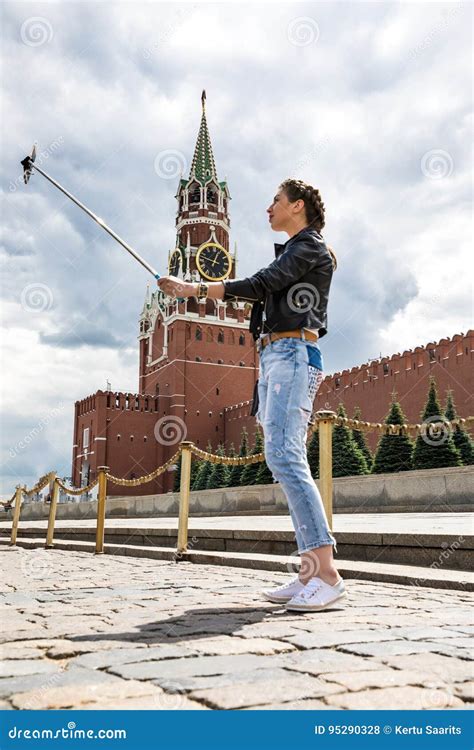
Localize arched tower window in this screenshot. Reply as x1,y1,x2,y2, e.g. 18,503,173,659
207,185,218,205
239,333,245,346
196,327,202,341
186,298,199,316
189,183,200,205
218,330,224,343
205,298,216,316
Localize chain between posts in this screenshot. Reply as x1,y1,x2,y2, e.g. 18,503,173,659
106,449,182,486
22,471,56,497
189,444,264,465
55,477,100,495
313,414,474,437
4,411,473,556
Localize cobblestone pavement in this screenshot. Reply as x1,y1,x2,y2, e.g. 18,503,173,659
0,547,472,711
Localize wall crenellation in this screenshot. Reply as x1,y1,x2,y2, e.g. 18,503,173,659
331,330,473,381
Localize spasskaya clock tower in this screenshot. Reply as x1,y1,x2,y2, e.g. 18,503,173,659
136,91,258,487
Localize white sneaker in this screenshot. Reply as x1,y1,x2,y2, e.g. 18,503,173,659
285,576,346,612
263,576,305,603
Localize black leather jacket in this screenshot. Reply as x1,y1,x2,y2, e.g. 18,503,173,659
223,226,334,341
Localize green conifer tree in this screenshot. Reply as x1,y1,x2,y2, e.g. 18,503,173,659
254,438,274,485
444,390,474,465
228,428,249,487
372,398,414,474
206,443,231,489
193,440,214,490
413,377,462,470
332,403,369,477
351,406,373,471
189,454,201,490
240,428,265,486
224,442,236,489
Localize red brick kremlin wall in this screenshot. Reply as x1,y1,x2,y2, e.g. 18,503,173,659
224,330,474,454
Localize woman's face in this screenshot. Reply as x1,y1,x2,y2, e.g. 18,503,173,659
267,188,303,232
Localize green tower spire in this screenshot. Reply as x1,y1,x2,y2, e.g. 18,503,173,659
189,90,218,186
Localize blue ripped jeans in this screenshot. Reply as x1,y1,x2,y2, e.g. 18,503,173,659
256,335,337,555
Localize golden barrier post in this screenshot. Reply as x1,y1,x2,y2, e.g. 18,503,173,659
95,466,109,555
10,485,24,546
177,442,193,555
45,476,59,548
316,410,337,530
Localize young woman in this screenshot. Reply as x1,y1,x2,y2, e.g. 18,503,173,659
157,178,345,612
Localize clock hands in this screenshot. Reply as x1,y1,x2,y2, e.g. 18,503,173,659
195,241,232,282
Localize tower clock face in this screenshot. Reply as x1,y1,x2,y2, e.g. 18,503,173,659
168,249,181,277
196,242,232,281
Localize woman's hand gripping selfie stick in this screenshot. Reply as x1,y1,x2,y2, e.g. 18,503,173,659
20,144,185,302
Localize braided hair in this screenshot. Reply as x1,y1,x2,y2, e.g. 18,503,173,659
279,178,338,270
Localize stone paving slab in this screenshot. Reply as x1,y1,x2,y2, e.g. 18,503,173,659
0,546,472,711
10,678,208,711
325,686,466,710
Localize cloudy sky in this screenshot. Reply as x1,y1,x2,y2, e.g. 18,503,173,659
1,1,472,493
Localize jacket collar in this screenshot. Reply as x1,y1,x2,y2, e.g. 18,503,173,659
273,225,316,258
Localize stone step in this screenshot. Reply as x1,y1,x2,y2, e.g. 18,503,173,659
1,521,471,571
1,537,472,592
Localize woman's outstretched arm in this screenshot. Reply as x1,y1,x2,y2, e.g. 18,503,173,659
156,277,225,300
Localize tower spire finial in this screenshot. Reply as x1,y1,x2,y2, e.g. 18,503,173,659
189,89,217,185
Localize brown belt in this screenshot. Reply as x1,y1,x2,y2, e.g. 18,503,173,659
257,329,319,351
